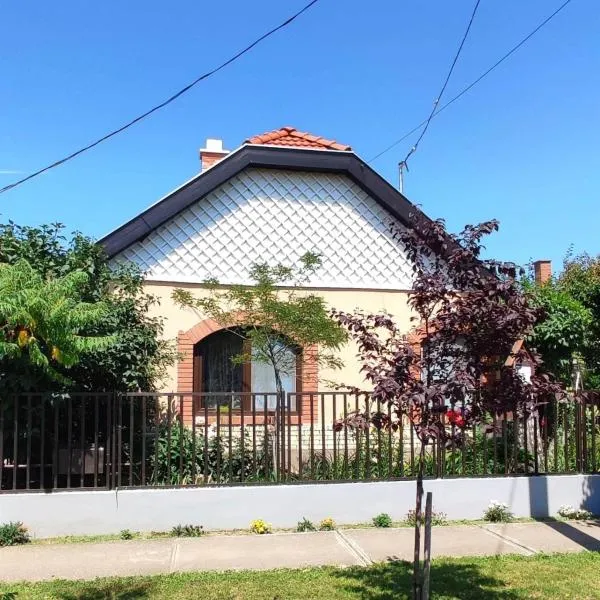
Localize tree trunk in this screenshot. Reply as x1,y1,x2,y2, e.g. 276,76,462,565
422,491,433,600
413,441,426,600
272,363,285,479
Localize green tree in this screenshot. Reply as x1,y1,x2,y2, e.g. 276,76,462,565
0,222,177,392
559,252,600,387
526,252,600,388
0,259,112,390
525,277,591,385
172,252,347,398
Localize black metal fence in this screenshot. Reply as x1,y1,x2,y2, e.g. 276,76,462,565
1,391,598,492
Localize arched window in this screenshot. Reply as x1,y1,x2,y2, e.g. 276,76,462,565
193,328,300,411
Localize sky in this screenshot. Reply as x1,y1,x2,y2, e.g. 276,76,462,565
1,0,598,273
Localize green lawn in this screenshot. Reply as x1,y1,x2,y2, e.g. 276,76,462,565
1,552,599,599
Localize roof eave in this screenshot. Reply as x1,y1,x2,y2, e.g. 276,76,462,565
100,145,425,259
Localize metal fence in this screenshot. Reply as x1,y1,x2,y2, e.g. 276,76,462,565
1,391,598,492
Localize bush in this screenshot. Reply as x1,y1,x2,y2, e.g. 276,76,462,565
250,519,272,535
296,517,316,532
171,524,205,537
302,431,414,480
443,423,538,476
0,522,30,547
319,517,335,531
120,529,134,540
372,513,393,528
405,509,447,527
558,504,593,520
150,415,275,486
483,501,513,523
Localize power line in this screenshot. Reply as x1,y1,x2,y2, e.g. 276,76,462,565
0,0,320,195
398,0,482,177
370,0,574,165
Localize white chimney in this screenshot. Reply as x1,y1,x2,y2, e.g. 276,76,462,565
199,138,229,172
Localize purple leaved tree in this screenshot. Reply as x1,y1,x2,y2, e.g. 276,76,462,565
333,215,563,600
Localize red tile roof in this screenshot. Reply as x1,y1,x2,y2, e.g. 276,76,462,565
244,126,351,151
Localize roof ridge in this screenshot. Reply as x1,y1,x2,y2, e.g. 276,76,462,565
244,126,351,151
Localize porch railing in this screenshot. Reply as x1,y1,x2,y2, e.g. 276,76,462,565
1,391,598,492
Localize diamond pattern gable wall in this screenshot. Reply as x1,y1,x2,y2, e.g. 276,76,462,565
111,168,414,289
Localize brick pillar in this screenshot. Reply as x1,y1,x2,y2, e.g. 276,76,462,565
177,331,194,395
533,260,552,285
177,318,223,424
300,345,319,423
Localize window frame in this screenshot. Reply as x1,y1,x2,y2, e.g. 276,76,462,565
192,330,303,413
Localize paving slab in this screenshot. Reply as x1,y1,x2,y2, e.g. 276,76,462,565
0,532,360,583
1,523,598,583
0,539,176,582
174,531,361,573
342,527,415,561
344,526,529,561
483,521,600,553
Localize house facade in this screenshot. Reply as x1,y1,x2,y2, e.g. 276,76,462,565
101,127,437,423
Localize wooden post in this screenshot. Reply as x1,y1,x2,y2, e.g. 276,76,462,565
412,445,426,599
422,492,433,600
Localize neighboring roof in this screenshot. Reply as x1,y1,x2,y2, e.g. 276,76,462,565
244,126,351,151
100,145,427,259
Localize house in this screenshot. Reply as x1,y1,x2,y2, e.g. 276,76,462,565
101,127,423,423
0,129,569,495
101,126,541,425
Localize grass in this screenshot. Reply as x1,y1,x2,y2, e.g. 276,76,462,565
336,516,546,531
31,516,565,546
1,552,599,599
31,528,279,546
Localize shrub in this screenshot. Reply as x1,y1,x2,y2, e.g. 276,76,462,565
558,504,593,520
319,517,335,531
120,529,134,540
250,519,272,535
372,513,393,528
302,432,416,481
0,522,30,547
443,425,536,476
150,417,275,486
296,517,316,532
405,509,447,527
171,524,205,537
483,501,513,523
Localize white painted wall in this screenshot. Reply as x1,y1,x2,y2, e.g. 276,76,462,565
1,475,598,539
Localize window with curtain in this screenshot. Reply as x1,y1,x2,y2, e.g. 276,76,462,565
193,329,299,411
251,340,297,410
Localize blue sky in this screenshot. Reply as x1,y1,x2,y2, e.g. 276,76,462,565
1,0,598,272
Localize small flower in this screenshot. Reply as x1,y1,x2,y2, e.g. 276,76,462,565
250,519,272,534
16,328,30,348
484,500,513,522
319,517,335,531
445,409,466,428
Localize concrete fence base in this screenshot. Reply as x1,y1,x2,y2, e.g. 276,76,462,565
0,474,598,539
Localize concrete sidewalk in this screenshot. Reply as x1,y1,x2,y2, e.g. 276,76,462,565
1,521,599,583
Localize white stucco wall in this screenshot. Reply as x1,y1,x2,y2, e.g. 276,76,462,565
1,475,598,538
